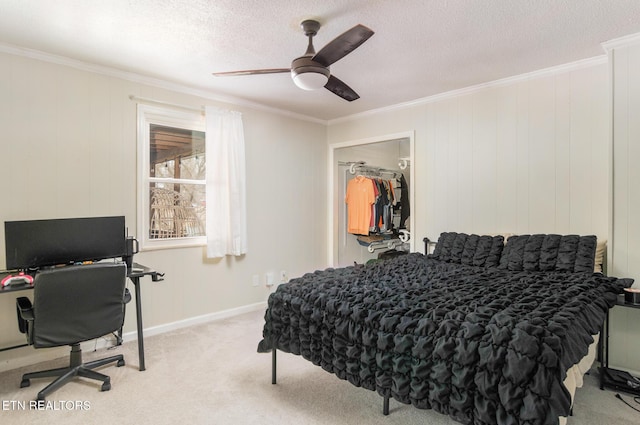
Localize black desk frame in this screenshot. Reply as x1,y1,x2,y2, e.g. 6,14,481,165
122,263,163,371
0,262,163,372
599,294,640,395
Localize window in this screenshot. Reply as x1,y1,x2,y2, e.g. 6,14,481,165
137,104,206,249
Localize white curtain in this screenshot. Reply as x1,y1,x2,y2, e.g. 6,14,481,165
205,107,247,258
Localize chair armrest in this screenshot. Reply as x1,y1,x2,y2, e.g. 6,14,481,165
16,297,34,335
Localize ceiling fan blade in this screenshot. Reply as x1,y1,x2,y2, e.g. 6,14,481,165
324,75,359,101
213,68,290,77
313,24,374,67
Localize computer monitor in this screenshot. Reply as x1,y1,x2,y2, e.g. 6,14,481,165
4,216,126,271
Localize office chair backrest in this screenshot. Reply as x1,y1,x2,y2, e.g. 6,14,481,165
32,263,127,348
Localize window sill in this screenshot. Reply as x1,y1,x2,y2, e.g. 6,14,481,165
140,237,206,251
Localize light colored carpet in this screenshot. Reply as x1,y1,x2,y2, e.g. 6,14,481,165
0,309,639,425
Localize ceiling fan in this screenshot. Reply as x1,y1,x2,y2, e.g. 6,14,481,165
212,19,374,101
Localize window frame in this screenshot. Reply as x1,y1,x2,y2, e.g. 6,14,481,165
137,104,206,250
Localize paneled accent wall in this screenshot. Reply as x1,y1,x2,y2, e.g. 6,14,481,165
607,36,640,373
423,66,608,239
328,62,610,244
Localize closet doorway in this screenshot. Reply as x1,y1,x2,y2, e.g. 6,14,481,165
328,132,415,267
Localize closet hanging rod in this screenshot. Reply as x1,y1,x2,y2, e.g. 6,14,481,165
338,161,401,177
350,166,397,177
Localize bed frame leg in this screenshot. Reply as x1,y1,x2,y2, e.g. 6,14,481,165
383,394,389,415
272,348,277,385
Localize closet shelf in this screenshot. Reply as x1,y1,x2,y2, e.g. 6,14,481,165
356,230,410,253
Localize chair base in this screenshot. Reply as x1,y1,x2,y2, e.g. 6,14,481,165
21,343,125,400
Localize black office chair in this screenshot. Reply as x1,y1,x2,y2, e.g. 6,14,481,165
15,262,128,400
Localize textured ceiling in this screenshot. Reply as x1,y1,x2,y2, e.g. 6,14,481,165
2,0,640,121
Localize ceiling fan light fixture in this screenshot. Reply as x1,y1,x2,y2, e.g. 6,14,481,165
291,56,330,90
292,70,329,90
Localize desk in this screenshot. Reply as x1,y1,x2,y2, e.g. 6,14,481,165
599,294,640,395
0,262,163,372
124,263,164,371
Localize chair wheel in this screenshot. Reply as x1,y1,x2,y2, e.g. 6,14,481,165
20,379,30,388
101,382,111,392
117,359,125,367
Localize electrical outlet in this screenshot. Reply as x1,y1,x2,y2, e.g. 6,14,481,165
265,272,275,287
252,274,260,287
280,270,288,283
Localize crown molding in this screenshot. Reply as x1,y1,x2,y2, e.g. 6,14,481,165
328,55,608,126
602,32,640,52
0,42,327,125
0,41,612,128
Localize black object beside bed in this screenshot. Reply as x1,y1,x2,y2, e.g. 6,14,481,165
258,232,633,425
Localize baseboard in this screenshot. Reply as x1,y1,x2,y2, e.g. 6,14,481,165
0,345,69,374
118,301,267,343
0,301,267,373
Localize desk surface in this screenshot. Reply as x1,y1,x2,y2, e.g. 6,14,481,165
1,262,161,294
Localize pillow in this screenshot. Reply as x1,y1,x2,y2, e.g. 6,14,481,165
449,233,468,263
472,235,493,267
431,232,468,263
485,236,505,268
499,234,597,273
460,234,479,266
499,234,530,271
555,235,581,271
573,235,598,273
522,235,544,271
431,232,457,261
431,232,503,267
539,234,562,271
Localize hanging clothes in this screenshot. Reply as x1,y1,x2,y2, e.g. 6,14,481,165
398,173,410,229
373,179,387,233
368,178,379,229
345,175,376,235
347,174,402,236
382,183,392,232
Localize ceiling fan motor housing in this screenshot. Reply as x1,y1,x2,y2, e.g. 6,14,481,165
291,56,330,90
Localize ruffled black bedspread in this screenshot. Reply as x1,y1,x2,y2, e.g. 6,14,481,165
258,253,632,425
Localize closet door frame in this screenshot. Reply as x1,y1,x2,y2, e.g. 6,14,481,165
327,131,415,266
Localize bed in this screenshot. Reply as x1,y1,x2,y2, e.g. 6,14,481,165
258,232,633,425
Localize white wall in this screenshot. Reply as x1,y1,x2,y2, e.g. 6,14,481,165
0,51,328,370
607,36,640,373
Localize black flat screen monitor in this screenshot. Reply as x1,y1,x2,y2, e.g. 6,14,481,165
4,216,126,270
